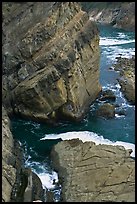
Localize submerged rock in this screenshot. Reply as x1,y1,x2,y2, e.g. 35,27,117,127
51,139,135,202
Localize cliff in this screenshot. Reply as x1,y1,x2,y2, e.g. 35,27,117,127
2,106,44,202
51,139,135,202
2,106,17,202
81,2,135,31
2,2,101,123
2,2,102,201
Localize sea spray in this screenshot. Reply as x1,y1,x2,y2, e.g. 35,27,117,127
40,131,135,158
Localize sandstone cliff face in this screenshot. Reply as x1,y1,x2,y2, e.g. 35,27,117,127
85,2,135,31
2,106,17,202
2,106,44,202
2,2,101,123
51,139,135,202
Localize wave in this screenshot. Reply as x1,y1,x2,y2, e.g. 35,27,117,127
101,46,135,63
40,131,135,158
117,32,127,39
102,84,134,109
38,171,59,190
100,37,135,46
115,114,125,118
24,159,59,190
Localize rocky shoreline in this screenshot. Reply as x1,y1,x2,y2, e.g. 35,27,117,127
2,2,102,200
51,139,135,202
113,56,135,105
2,2,135,202
81,2,135,31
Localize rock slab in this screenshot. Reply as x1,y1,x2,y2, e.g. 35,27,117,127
51,139,135,202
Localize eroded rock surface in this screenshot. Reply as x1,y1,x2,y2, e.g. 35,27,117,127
2,106,44,202
2,2,101,122
2,106,17,202
96,103,115,119
113,56,135,104
51,139,135,202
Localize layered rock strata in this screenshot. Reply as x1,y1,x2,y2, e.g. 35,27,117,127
2,106,44,202
2,2,101,123
51,139,135,202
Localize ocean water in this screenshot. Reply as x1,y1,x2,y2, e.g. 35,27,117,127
11,24,135,202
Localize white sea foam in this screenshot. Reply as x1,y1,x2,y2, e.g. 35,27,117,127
117,32,127,39
102,47,135,63
38,171,59,190
115,113,125,118
40,131,135,157
100,36,135,63
100,37,135,46
24,159,59,190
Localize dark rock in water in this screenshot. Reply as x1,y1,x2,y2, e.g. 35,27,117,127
99,89,116,102
96,103,115,118
51,139,135,202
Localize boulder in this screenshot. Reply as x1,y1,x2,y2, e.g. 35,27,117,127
96,103,115,118
99,89,116,102
51,139,135,202
118,77,135,105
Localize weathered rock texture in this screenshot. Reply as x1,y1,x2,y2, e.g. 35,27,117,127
51,139,135,202
96,103,115,119
2,106,17,202
2,106,44,202
113,56,135,104
2,2,101,123
81,2,135,31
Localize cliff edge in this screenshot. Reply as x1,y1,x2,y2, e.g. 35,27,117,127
2,2,101,123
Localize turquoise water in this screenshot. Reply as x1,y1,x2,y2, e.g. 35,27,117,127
11,24,135,201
